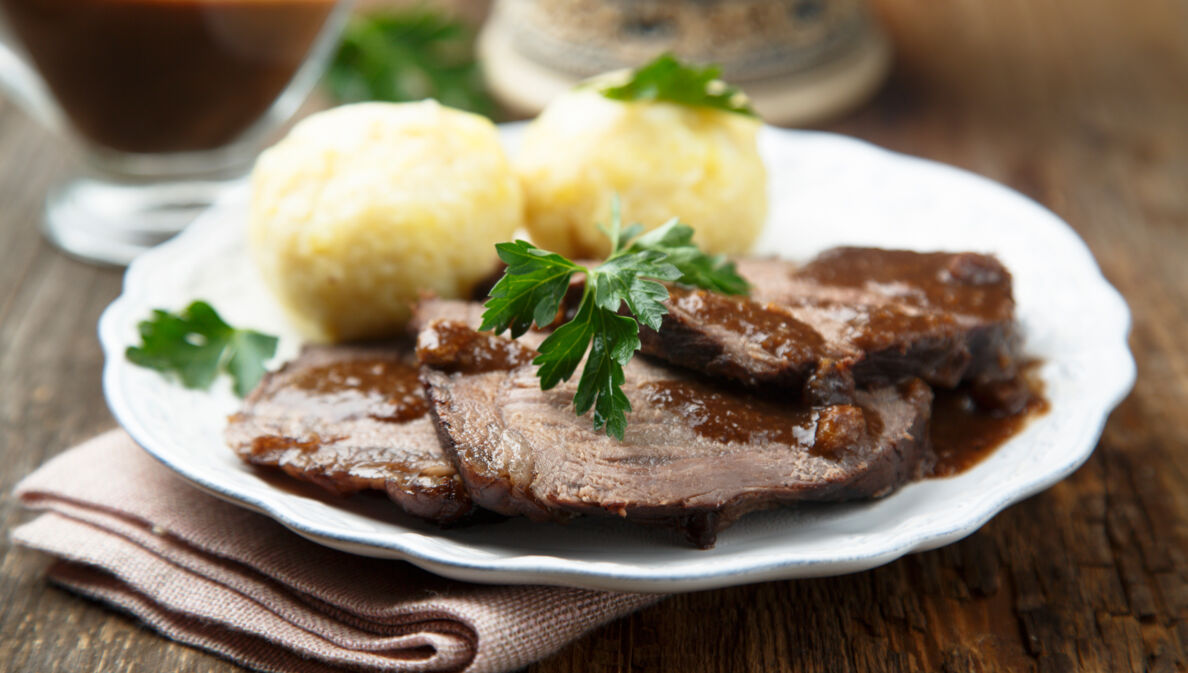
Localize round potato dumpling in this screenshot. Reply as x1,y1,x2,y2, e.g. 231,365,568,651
249,101,522,342
515,87,767,259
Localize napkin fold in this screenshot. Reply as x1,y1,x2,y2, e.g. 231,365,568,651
11,431,662,673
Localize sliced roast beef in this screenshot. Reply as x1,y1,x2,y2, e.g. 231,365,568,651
641,248,1020,406
418,320,934,548
745,249,1020,385
226,343,472,523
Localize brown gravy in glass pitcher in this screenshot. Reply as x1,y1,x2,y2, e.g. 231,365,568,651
0,0,337,153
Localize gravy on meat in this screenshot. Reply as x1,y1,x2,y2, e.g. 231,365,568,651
230,247,1050,547
930,363,1048,477
284,358,429,423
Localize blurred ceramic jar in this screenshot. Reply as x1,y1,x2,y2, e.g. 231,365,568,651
480,0,890,125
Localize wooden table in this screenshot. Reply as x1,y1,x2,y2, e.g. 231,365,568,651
3,0,1186,670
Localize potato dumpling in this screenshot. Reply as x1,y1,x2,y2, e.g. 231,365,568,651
249,101,521,342
515,87,767,259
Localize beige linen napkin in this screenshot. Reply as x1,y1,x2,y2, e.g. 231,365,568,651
11,430,663,673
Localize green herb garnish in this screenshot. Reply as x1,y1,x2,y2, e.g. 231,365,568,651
126,301,278,397
599,53,757,117
480,201,749,439
325,8,495,117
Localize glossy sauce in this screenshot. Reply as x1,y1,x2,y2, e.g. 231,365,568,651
792,296,959,353
794,248,1014,322
929,373,1049,476
276,357,428,423
0,0,337,153
667,286,827,358
643,379,816,446
644,369,1044,475
247,432,330,455
416,320,536,374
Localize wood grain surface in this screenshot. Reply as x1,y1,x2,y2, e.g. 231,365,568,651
2,0,1186,671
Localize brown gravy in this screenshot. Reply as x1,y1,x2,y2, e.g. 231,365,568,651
794,247,1015,323
645,369,1045,476
643,379,816,446
666,286,826,359
929,371,1049,477
0,0,337,153
274,357,429,424
247,432,330,455
416,320,537,374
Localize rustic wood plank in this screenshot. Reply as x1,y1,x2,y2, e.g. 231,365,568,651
0,97,247,673
2,0,1187,671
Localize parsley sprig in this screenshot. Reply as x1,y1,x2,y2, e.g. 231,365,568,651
325,8,495,118
599,53,757,117
480,202,749,439
126,301,278,397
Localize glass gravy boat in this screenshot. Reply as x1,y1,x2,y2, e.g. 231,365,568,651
0,0,353,265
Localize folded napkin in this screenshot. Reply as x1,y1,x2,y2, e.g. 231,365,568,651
12,431,663,673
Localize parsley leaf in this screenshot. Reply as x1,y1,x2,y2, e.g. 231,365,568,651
325,8,495,117
534,294,599,390
599,53,757,117
480,241,585,338
482,200,750,439
572,309,638,439
593,252,679,331
626,218,751,295
126,301,278,397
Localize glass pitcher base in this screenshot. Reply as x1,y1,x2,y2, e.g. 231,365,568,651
41,175,240,266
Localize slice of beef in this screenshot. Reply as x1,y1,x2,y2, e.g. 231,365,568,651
226,343,472,523
641,248,1020,406
748,248,1021,384
418,320,934,548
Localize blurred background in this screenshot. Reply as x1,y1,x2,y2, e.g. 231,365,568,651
3,0,1183,264
325,0,892,125
321,0,1186,134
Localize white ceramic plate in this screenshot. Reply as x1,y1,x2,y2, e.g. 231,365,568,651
100,125,1135,593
